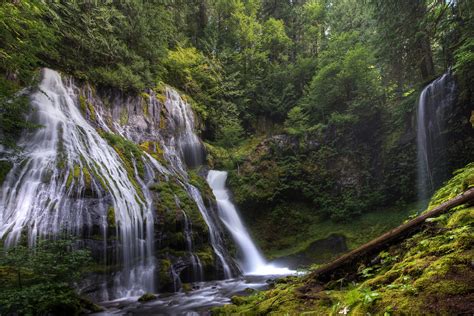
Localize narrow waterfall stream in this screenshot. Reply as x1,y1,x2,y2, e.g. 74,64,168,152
416,72,457,203
207,170,293,275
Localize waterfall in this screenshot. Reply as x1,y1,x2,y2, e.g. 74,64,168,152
0,68,240,298
186,184,233,278
165,88,205,168
182,209,204,281
0,69,155,297
207,170,293,275
160,88,234,279
417,72,457,202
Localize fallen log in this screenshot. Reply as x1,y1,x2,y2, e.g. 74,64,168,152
309,187,474,282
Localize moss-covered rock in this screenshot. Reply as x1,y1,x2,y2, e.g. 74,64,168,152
107,206,115,228
100,132,146,200
138,293,157,302
157,259,174,291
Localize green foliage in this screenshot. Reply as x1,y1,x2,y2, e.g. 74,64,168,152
0,239,91,315
215,118,244,148
0,79,40,148
164,46,219,106
454,37,474,101
46,1,173,91
0,0,56,82
284,106,309,136
0,160,12,184
300,44,382,126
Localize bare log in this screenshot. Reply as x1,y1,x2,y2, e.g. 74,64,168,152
309,188,474,282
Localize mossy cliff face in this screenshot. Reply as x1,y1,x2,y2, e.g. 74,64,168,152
214,163,474,315
0,75,234,294
222,131,413,262
78,83,235,290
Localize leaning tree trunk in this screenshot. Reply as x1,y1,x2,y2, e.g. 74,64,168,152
308,188,474,283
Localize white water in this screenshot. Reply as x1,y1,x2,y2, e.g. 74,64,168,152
0,68,290,305
164,88,204,168
159,88,234,279
187,184,233,278
0,69,155,297
416,72,456,202
207,170,293,275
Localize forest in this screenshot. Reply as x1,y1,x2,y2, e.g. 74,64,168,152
0,0,473,315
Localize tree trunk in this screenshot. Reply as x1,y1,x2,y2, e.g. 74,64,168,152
419,34,436,80
309,188,474,282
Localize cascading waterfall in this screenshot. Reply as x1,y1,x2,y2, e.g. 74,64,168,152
207,170,293,275
0,69,155,297
417,72,457,202
1,68,268,303
163,87,234,279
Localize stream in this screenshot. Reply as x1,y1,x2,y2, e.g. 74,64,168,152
94,274,289,315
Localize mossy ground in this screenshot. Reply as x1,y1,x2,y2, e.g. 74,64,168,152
213,163,474,315
255,202,418,261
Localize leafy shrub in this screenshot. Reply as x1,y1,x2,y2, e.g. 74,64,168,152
0,239,92,315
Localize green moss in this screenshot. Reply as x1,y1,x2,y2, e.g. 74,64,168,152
100,132,146,200
139,141,167,166
120,107,129,126
428,162,474,209
66,164,81,189
82,167,92,190
158,259,172,288
87,101,96,121
151,180,208,235
196,246,214,267
203,142,233,170
447,207,474,227
56,125,66,170
79,95,87,114
65,171,74,190
73,164,80,178
159,108,167,129
107,206,116,228
188,170,213,201
89,162,109,191
138,293,157,302
141,97,149,118
0,160,13,184
181,283,192,293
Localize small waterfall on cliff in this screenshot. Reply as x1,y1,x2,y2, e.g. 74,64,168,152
417,72,457,202
0,69,155,297
165,88,205,168
207,170,293,275
187,184,233,278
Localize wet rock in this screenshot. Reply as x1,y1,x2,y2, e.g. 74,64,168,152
138,293,157,302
